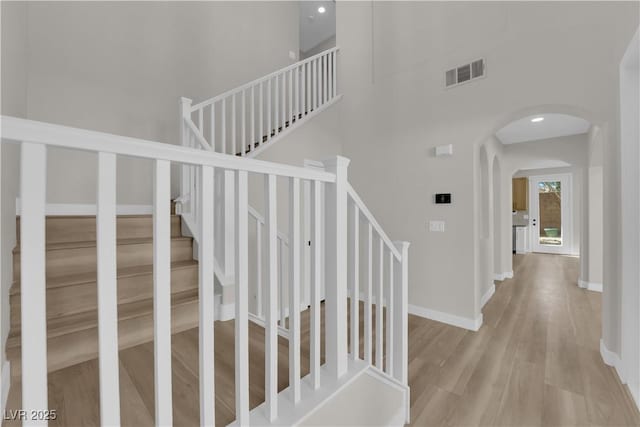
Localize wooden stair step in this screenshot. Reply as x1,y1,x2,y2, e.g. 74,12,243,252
7,290,201,375
9,260,198,327
7,289,199,348
12,236,193,281
16,214,182,245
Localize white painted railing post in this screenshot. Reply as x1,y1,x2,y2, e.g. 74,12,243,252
97,152,121,425
392,241,410,388
321,156,350,379
153,159,173,426
310,180,322,389
180,98,193,209
20,142,48,427
199,166,216,427
289,177,302,403
264,174,279,421
348,202,360,360
235,170,250,424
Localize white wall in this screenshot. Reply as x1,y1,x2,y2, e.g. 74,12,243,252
15,1,299,204
618,28,640,407
336,1,638,325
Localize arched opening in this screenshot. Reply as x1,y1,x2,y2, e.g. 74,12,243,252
492,156,502,275
479,146,490,239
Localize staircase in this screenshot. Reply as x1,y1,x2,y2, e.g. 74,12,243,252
7,213,201,375
181,47,340,158
2,47,410,426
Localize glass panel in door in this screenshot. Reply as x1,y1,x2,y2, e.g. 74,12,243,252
537,181,562,246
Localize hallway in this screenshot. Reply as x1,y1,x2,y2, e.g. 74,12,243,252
408,253,640,426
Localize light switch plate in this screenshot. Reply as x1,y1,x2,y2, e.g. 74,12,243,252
429,220,445,232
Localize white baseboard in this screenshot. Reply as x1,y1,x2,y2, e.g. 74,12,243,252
408,304,483,331
494,271,513,281
1,361,10,416
16,198,152,215
578,279,603,293
601,339,640,412
481,284,496,308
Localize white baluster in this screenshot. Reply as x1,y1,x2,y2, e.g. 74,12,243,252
275,76,279,136
323,55,328,105
199,165,216,427
180,98,193,209
302,63,307,116
210,103,216,152
259,82,264,148
322,156,350,379
289,177,301,403
20,142,48,427
198,108,204,135
348,202,360,360
267,79,272,142
241,90,246,156
295,66,300,121
310,180,322,389
153,159,173,425
281,73,286,131
232,94,237,155
386,250,394,377
376,236,384,370
365,223,373,364
265,174,279,421
393,242,410,387
288,70,293,126
235,169,250,423
314,59,318,110
251,86,256,153
332,50,337,98
97,152,121,426
222,98,227,154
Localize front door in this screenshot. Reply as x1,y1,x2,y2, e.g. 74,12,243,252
530,174,572,254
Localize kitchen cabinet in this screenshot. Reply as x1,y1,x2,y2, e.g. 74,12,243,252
512,177,528,211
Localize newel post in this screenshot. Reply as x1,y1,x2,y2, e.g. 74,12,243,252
179,97,192,210
322,156,350,379
392,241,410,387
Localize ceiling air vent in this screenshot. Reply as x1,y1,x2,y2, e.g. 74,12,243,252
445,58,485,88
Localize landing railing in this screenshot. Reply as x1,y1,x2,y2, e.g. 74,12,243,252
181,47,339,157
2,114,408,426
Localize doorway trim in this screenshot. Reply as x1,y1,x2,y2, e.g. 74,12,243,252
528,173,573,255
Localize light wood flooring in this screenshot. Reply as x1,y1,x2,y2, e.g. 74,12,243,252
4,253,640,426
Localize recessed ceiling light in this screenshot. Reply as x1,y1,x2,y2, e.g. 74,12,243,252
531,117,544,123
318,6,326,13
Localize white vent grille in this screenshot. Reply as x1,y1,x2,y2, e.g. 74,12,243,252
445,58,485,88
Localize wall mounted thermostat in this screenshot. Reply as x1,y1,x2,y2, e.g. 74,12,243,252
435,193,452,204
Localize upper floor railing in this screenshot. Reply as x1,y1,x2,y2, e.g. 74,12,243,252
181,47,339,157
1,114,408,425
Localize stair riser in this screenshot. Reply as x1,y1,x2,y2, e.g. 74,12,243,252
10,266,198,330
13,239,193,281
16,216,182,245
8,299,199,375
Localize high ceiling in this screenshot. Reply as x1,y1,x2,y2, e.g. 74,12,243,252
299,1,336,54
496,113,591,145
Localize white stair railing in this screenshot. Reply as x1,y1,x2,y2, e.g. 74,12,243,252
3,113,409,425
181,47,339,158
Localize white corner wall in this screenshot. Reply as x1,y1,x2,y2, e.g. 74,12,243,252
618,27,640,407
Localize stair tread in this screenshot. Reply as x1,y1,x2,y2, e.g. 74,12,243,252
9,260,198,295
13,236,192,253
7,288,199,346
